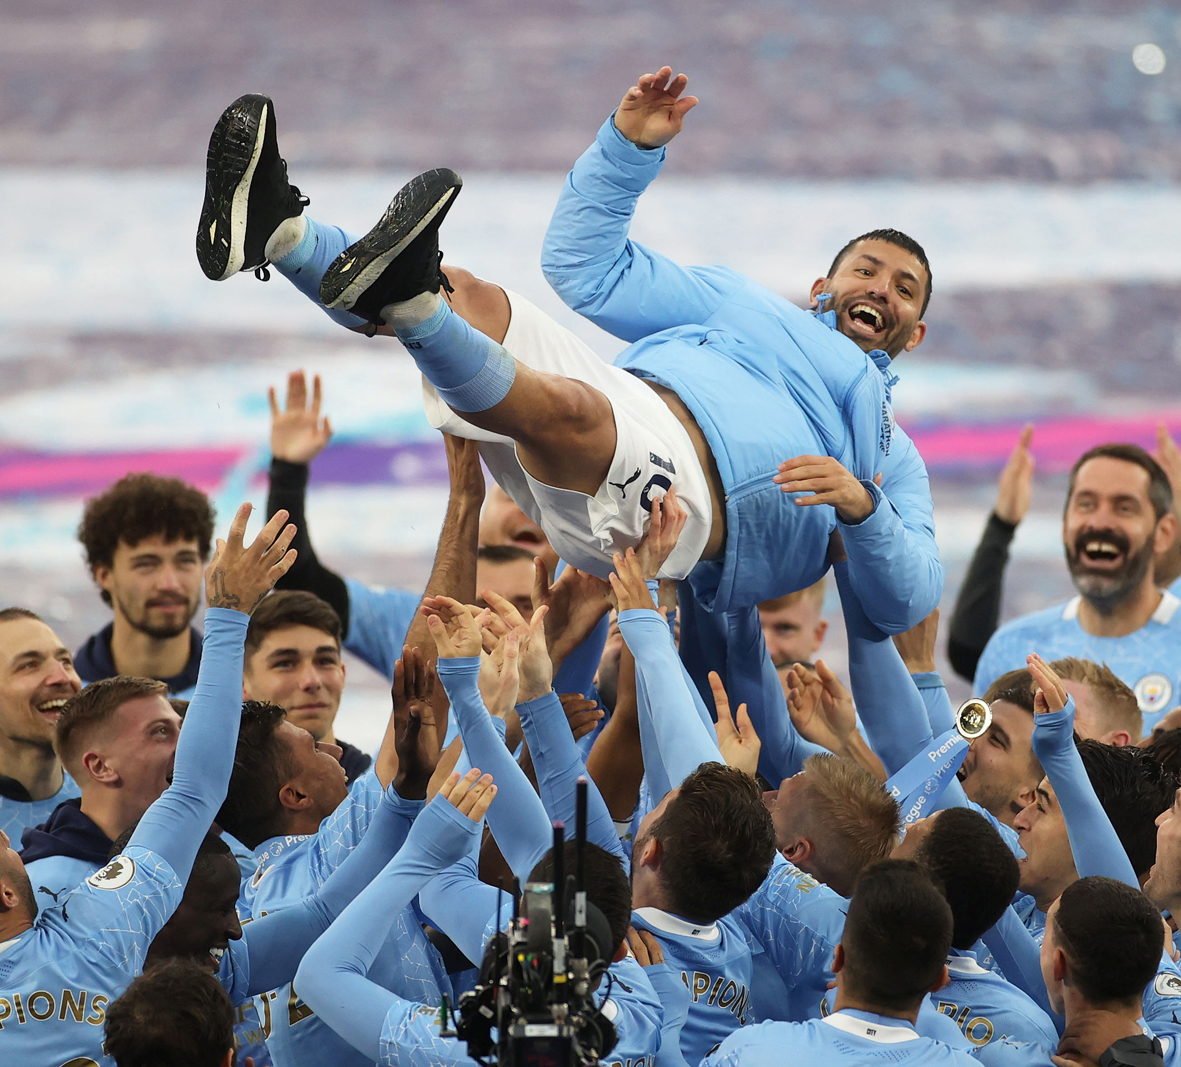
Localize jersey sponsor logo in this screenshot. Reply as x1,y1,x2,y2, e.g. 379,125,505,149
0,989,108,1029
86,855,135,891
609,467,643,499
1135,674,1173,714
648,453,676,475
1154,973,1181,997
879,402,894,457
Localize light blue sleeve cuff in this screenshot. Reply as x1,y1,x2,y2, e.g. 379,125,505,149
837,478,884,529
599,114,668,172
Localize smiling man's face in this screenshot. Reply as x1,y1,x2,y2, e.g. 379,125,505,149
243,625,345,744
811,238,929,359
0,616,82,753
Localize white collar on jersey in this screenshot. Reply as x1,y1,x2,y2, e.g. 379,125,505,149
821,1010,920,1044
0,934,23,956
632,907,720,941
946,953,991,976
1062,590,1181,625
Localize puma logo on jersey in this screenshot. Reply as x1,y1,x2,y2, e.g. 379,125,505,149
610,468,642,498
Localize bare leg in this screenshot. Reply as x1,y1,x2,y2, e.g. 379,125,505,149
357,266,617,497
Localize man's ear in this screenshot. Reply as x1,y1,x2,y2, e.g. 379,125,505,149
809,278,831,309
1104,730,1133,748
782,838,813,865
902,320,927,353
0,876,25,913
277,781,312,813
927,963,950,994
612,940,628,963
82,750,119,787
811,619,828,653
1154,513,1179,558
831,943,845,974
637,834,662,871
92,565,113,596
1052,946,1069,984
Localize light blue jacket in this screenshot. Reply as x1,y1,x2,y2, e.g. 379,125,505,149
542,116,941,630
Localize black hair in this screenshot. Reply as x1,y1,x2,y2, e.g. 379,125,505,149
530,841,631,956
827,228,933,315
1054,876,1164,1004
915,807,1019,949
105,957,235,1067
215,701,293,850
245,590,343,659
649,762,775,924
1078,739,1177,877
1145,729,1181,780
842,860,953,1013
1067,443,1173,522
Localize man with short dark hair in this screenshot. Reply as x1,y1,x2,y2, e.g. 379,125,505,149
976,443,1181,733
75,472,217,697
703,861,977,1067
20,675,181,910
0,608,82,842
198,70,943,632
105,958,238,1067
1041,877,1172,1067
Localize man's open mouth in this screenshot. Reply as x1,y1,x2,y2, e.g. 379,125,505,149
208,946,226,969
846,302,887,337
1077,537,1127,569
37,699,69,719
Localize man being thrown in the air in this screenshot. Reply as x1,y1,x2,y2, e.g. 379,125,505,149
196,67,941,630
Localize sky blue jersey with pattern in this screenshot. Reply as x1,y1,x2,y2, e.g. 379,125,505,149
975,592,1181,733
0,608,247,1067
0,772,80,847
242,769,450,1067
702,1009,980,1067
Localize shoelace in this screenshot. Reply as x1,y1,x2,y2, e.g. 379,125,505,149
364,251,456,336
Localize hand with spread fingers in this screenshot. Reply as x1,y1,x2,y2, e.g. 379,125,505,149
608,548,658,613
614,66,699,150
391,646,443,800
436,767,498,823
478,630,523,719
786,660,857,754
995,424,1035,526
205,502,298,614
635,487,688,579
774,455,875,524
1028,653,1068,715
532,560,613,674
423,596,486,659
482,589,552,703
269,370,333,465
711,671,761,777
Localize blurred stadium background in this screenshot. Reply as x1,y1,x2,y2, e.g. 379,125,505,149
3,1,1181,746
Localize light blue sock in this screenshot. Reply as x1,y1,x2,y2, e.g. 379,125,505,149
273,217,366,329
394,299,516,413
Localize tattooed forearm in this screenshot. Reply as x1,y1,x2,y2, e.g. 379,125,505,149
206,569,242,611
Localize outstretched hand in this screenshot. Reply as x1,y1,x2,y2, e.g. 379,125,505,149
423,596,485,659
786,660,856,753
269,370,333,464
391,647,443,800
482,589,552,703
710,671,760,776
608,548,658,613
205,503,297,614
532,561,612,674
436,767,497,823
615,66,699,149
478,630,522,719
995,424,1035,526
1028,653,1068,715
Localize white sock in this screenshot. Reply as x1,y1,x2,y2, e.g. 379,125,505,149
381,290,442,330
264,215,308,262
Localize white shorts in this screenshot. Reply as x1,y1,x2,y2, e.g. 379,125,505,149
422,290,712,579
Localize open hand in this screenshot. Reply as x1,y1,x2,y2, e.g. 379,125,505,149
635,487,688,578
786,660,856,752
423,596,485,658
478,630,522,718
711,672,760,776
532,561,612,674
483,589,552,703
995,424,1035,526
626,925,666,967
608,549,658,613
615,66,699,149
774,456,874,524
205,503,297,614
269,370,333,464
437,767,497,822
392,647,443,799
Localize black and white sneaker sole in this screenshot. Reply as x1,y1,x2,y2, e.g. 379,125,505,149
196,94,272,281
320,169,462,312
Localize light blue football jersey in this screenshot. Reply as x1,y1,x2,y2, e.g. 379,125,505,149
0,771,80,846
975,592,1181,733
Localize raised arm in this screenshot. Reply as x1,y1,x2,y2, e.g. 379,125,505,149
1028,654,1138,887
541,67,747,342
947,425,1033,681
295,770,495,1065
129,504,296,878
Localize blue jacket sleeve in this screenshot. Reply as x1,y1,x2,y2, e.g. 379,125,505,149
128,608,246,880
834,562,934,775
437,657,554,880
617,608,722,794
516,690,626,861
240,786,423,995
841,428,943,635
295,798,484,1064
541,116,745,343
1031,699,1138,887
